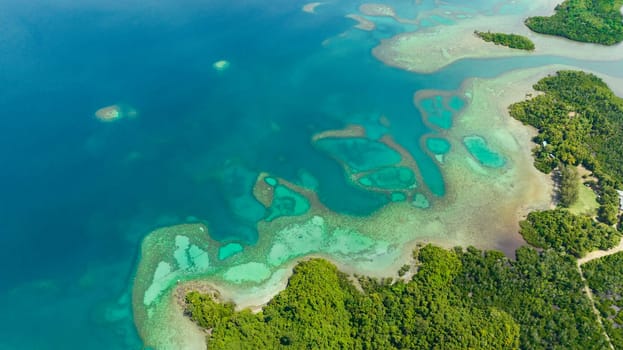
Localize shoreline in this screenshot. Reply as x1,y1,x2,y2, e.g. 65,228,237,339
132,65,580,349
141,65,623,349
372,6,623,74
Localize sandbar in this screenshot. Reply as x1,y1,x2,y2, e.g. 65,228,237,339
359,3,396,18
302,2,324,14
95,105,122,122
345,14,376,31
212,60,230,71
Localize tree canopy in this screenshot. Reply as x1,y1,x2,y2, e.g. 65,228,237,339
509,70,623,225
474,31,535,50
525,0,623,45
519,209,620,257
583,252,623,348
186,245,609,349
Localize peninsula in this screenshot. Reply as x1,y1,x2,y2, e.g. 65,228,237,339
525,0,623,45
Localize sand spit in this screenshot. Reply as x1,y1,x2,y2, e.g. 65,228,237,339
373,3,623,74
345,14,376,31
359,3,397,18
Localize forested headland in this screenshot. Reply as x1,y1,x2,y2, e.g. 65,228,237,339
525,0,623,45
186,246,607,349
509,70,623,227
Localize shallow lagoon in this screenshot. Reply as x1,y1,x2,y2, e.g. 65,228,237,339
1,0,622,349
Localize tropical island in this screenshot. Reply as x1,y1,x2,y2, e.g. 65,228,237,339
183,71,623,349
525,0,623,45
474,31,535,51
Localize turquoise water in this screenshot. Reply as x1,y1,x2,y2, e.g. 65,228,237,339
463,136,507,168
315,138,403,172
426,138,452,155
1,0,623,349
218,243,244,261
265,184,311,222
357,167,417,190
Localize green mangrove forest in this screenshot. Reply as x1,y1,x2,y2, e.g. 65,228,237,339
509,70,623,226
583,251,623,348
474,31,535,50
186,246,609,349
525,0,623,45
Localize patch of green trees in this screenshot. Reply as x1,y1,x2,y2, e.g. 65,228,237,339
509,70,623,225
583,252,623,348
558,164,579,207
525,0,623,45
519,209,620,257
186,245,609,349
474,31,535,50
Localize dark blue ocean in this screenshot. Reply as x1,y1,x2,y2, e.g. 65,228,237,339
1,0,622,348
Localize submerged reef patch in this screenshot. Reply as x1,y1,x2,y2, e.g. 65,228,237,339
426,137,452,155
414,91,467,131
463,135,506,168
312,124,432,203
94,104,137,122
212,60,230,71
357,167,416,190
314,137,402,172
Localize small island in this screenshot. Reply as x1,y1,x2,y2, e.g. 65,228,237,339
474,30,535,51
525,0,623,45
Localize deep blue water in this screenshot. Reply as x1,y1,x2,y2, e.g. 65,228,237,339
1,0,622,349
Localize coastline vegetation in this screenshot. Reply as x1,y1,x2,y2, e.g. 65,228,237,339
186,246,608,349
474,31,535,50
509,71,623,226
557,164,579,207
583,252,623,348
520,209,619,257
524,0,623,45
182,70,623,349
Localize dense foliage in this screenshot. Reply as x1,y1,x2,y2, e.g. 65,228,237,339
186,245,608,349
583,252,623,348
558,164,579,207
474,31,535,50
520,209,620,257
509,70,623,225
524,0,623,45
185,259,357,349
